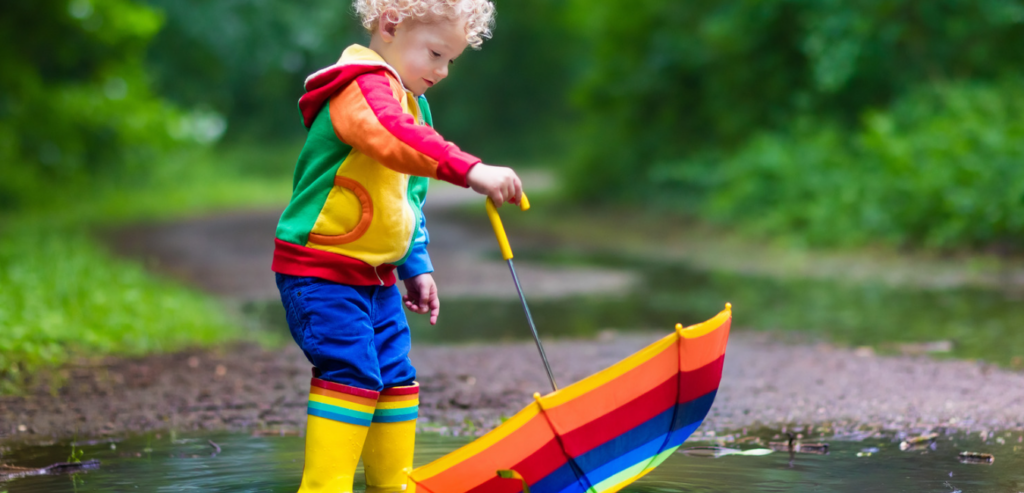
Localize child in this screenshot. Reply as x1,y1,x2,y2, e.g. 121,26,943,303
272,0,519,491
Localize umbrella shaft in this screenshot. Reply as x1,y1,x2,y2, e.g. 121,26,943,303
507,259,558,392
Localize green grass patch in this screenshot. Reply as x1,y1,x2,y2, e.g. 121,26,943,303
0,221,240,390
0,140,300,391
50,140,299,224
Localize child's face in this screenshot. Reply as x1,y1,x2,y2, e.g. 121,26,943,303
379,17,469,97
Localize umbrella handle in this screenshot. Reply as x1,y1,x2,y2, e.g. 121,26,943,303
484,193,558,392
485,194,530,260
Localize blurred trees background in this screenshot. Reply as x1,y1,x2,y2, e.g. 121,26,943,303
0,0,173,208
567,0,1024,248
4,0,1024,248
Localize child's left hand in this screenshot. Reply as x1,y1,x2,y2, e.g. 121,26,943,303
403,273,440,325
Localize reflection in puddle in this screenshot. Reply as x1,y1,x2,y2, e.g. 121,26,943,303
2,430,1022,492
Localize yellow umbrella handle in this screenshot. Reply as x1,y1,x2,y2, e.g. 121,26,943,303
485,193,530,260
485,192,558,392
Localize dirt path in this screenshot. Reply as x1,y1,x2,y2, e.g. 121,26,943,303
4,333,1023,442
4,175,1024,443
107,176,636,302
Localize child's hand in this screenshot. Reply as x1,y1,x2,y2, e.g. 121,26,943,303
403,273,440,325
466,164,523,207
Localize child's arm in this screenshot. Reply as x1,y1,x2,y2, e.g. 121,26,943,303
330,70,479,186
330,70,524,205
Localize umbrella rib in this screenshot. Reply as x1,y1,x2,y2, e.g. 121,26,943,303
533,393,597,493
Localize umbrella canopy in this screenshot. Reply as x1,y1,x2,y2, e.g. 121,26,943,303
408,304,732,493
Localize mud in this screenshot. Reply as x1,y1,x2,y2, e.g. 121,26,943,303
4,332,1024,444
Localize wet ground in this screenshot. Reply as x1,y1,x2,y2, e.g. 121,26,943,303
4,178,1024,489
3,429,1022,492
4,331,1024,444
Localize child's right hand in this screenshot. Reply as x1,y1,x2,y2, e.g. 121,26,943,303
466,164,523,207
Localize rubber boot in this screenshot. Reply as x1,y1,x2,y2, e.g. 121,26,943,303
362,382,420,492
297,377,380,493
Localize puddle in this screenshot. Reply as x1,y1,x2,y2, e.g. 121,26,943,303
395,251,1024,367
0,432,466,492
3,431,1022,492
650,438,1024,492
247,249,1024,366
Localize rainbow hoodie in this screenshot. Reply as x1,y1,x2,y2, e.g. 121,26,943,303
272,45,480,286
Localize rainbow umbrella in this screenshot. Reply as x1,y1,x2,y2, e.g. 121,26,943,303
407,197,732,493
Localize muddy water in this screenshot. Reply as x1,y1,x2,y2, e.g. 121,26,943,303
3,431,1022,492
244,244,1024,366
392,251,1024,367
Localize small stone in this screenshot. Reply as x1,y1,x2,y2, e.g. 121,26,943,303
215,365,227,377
188,356,200,368
17,424,27,432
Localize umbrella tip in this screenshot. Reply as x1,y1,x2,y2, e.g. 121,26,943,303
725,302,732,311
675,323,683,333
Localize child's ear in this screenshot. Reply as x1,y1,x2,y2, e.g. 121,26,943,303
379,12,399,42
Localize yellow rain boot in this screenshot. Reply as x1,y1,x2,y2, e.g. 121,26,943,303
362,382,420,492
297,377,380,493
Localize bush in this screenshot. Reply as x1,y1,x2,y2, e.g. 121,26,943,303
0,0,193,210
141,0,580,162
672,80,1024,248
564,0,1024,201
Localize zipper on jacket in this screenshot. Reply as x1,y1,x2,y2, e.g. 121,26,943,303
374,265,384,286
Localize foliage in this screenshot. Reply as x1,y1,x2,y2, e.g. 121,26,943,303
142,0,362,140
140,0,579,161
0,0,196,210
76,141,297,223
0,142,297,390
0,220,241,390
68,443,85,463
656,80,1024,249
423,0,580,161
564,0,1024,202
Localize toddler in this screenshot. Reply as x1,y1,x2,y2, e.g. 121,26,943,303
272,0,520,491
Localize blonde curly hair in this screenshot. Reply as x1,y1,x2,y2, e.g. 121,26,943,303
355,0,496,49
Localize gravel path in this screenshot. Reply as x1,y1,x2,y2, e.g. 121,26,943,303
4,175,1023,443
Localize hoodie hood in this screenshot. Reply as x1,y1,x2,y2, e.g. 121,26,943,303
298,45,405,129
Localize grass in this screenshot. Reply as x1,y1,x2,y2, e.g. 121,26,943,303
51,140,299,224
0,140,300,391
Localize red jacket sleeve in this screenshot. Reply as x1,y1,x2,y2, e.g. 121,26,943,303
328,70,480,187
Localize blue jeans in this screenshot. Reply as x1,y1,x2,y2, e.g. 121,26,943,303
276,273,416,391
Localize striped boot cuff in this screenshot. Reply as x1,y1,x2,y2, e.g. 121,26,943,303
307,378,380,427
373,382,419,423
